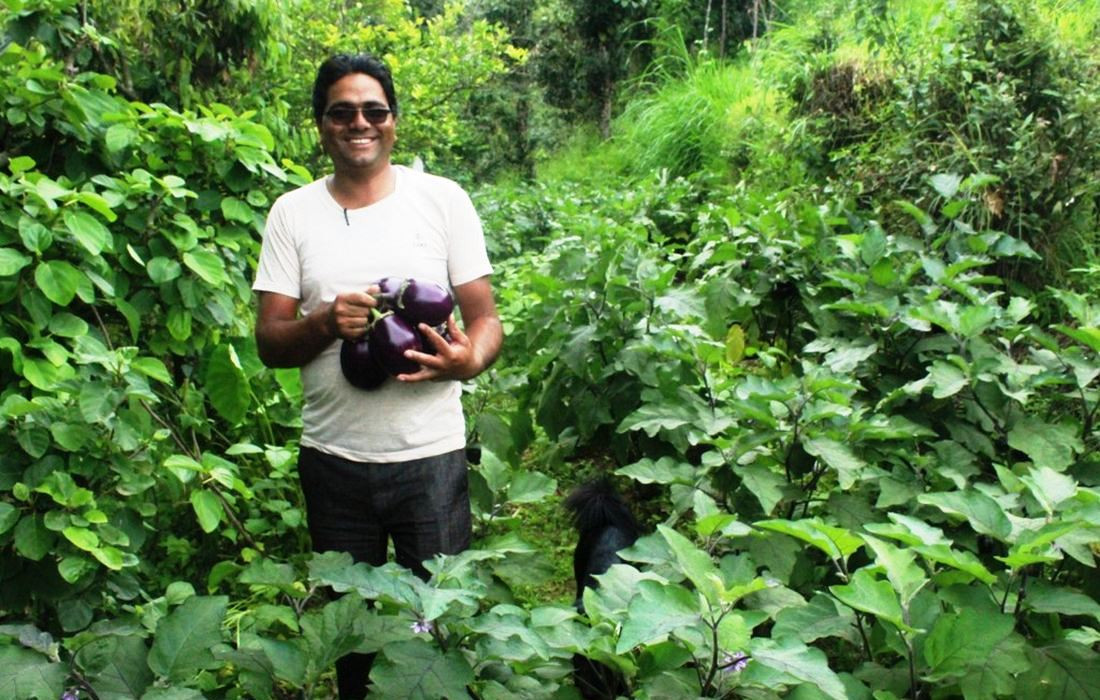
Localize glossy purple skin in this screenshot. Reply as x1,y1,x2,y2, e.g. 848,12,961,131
417,323,451,357
397,279,454,327
370,313,423,375
340,338,388,390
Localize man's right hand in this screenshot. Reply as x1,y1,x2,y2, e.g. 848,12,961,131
326,285,380,340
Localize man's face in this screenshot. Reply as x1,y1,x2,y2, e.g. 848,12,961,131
318,72,396,176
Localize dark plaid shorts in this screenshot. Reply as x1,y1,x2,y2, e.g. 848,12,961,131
297,445,472,579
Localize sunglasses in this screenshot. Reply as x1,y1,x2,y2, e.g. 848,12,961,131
324,104,394,126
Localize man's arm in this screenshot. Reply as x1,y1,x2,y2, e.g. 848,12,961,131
398,275,503,382
255,289,378,368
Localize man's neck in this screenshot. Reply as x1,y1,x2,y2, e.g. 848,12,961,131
327,163,396,209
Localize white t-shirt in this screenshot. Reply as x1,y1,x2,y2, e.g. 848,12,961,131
253,165,493,462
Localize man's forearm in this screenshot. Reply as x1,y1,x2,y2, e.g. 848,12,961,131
459,314,503,380
256,304,336,368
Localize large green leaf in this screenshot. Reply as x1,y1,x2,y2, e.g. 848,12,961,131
34,259,82,305
301,594,367,681
802,437,866,489
1007,418,1082,472
755,518,863,562
922,608,1015,680
1016,641,1100,700
918,490,1013,541
77,634,154,700
0,646,67,700
370,639,474,699
190,489,223,533
147,595,228,681
657,524,725,605
204,343,249,425
182,249,230,286
617,579,702,653
861,535,927,607
0,247,33,275
748,638,849,700
829,568,907,631
63,208,113,256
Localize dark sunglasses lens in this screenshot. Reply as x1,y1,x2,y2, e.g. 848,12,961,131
364,109,391,124
326,107,390,125
326,107,358,125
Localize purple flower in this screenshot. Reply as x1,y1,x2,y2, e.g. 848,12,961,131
61,691,80,700
410,619,434,635
719,652,750,674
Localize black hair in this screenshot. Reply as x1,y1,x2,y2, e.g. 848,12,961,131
311,53,398,124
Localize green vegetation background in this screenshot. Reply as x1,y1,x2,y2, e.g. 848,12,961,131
1,0,1099,698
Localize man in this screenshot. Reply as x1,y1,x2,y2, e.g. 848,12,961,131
252,53,502,698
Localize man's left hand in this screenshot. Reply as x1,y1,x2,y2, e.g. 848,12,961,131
397,316,478,382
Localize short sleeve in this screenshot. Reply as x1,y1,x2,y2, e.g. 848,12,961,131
253,195,302,299
445,187,493,287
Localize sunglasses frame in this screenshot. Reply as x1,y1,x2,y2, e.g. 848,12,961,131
324,103,394,126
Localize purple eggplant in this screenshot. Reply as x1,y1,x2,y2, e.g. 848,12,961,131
372,277,403,312
340,337,388,390
396,279,454,327
369,312,423,375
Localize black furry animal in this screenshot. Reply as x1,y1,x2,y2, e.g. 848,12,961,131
564,480,640,699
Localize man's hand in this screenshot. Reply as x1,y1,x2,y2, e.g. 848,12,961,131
394,276,502,383
397,316,476,382
326,286,380,340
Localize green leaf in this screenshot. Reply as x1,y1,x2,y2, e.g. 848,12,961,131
928,361,968,398
959,633,1029,700
34,260,83,305
748,638,848,700
1007,418,1082,472
802,438,866,489
1024,580,1100,624
772,594,858,645
755,518,863,562
14,514,54,560
133,356,172,384
725,324,746,364
0,247,33,276
657,524,724,606
9,155,36,174
616,456,696,485
220,196,255,223
617,579,702,653
62,525,100,552
918,490,1013,541
204,343,249,424
182,249,229,286
147,595,228,681
63,208,112,256
861,535,927,607
507,469,557,504
371,639,474,699
922,608,1015,680
190,490,223,533
931,173,963,198
147,257,182,283
76,634,153,699
1056,325,1100,354
105,123,138,153
301,594,367,680
0,646,68,700
829,568,907,630
1016,641,1100,700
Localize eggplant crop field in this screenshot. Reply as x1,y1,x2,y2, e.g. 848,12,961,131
2,0,1099,698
